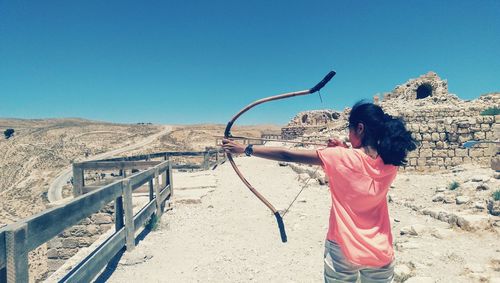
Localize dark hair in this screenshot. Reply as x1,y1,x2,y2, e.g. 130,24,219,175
348,100,417,166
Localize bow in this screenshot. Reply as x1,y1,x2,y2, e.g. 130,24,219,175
224,71,336,243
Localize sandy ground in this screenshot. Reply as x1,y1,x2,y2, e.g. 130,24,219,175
105,156,500,283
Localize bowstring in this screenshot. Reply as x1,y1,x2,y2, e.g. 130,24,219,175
281,165,321,218
282,88,324,217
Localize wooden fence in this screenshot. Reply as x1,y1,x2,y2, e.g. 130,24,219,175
261,133,282,141
214,137,266,146
0,149,226,282
97,149,224,167
73,150,225,196
0,160,172,282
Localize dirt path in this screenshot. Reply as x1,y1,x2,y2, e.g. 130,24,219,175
47,125,171,203
105,157,500,283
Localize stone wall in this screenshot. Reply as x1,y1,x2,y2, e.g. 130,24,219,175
383,71,450,101
281,110,344,140
379,72,499,171
282,125,327,140
401,113,497,171
46,206,114,274
284,72,499,172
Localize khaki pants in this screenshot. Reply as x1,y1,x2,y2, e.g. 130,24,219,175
324,240,394,283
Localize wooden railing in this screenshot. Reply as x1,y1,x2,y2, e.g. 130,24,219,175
0,160,172,282
98,149,225,169
261,133,282,141
72,150,225,196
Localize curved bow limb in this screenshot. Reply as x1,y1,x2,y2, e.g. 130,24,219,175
224,71,336,243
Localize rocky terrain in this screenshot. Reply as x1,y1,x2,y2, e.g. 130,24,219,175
0,120,280,225
126,124,281,154
105,151,500,283
0,119,280,281
2,70,499,282
0,118,163,225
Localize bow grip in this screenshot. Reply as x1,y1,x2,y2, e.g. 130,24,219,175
309,71,336,93
274,212,287,243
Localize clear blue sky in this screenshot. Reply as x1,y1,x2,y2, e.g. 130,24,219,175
1,1,499,125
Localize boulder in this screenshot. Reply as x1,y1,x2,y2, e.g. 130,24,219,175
456,196,470,205
430,228,454,239
476,183,490,191
422,208,440,219
471,175,490,182
410,224,427,236
435,187,446,193
120,250,153,266
400,226,412,235
488,199,500,216
92,213,113,225
456,214,492,231
492,156,500,171
474,201,486,210
394,264,412,282
494,172,500,180
432,193,444,202
443,195,455,204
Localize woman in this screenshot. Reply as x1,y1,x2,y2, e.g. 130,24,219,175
222,101,417,282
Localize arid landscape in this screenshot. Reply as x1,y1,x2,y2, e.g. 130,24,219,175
1,73,499,282
0,119,280,225
0,119,280,281
105,154,500,283
0,119,163,225
3,1,500,281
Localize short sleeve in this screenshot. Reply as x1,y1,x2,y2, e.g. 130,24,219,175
316,147,343,177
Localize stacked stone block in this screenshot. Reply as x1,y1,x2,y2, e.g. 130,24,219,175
282,125,327,140
399,113,498,171
282,110,345,140
46,206,114,273
383,71,449,101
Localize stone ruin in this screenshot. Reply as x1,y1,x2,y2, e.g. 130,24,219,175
382,71,450,102
281,110,345,140
282,72,499,171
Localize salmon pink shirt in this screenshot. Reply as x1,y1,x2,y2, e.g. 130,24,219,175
317,147,398,267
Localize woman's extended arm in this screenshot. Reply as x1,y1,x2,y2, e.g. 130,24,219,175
222,139,322,166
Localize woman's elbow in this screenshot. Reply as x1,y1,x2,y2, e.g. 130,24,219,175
280,149,294,162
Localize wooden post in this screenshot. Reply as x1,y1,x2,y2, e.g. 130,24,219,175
168,158,173,199
148,179,154,201
115,170,127,231
203,151,209,170
6,223,28,283
161,155,170,187
72,165,84,197
123,179,135,251
114,195,124,232
154,168,162,218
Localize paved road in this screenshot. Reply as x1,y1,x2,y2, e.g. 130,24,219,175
47,126,171,203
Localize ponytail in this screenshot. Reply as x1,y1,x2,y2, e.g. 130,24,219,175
378,116,417,166
349,101,417,166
